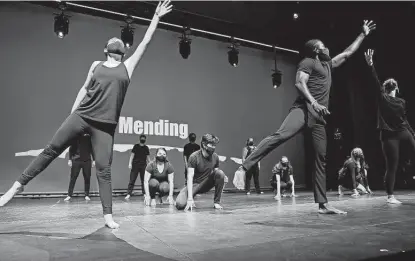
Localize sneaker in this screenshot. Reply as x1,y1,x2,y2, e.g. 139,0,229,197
246,192,251,195
387,196,402,204
257,191,264,195
64,196,71,201
125,195,131,200
214,203,223,209
85,196,91,201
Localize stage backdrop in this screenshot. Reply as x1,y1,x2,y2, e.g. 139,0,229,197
0,2,303,194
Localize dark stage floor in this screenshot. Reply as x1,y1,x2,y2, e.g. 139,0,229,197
1,190,415,261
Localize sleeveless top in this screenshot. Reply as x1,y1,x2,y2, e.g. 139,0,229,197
75,62,130,125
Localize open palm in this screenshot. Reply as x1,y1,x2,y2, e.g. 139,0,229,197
156,0,173,18
364,49,374,66
363,20,376,36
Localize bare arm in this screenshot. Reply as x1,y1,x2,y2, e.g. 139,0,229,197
146,155,151,165
289,175,295,194
295,71,317,105
71,61,100,113
242,147,248,163
187,168,195,201
168,173,174,197
129,153,135,166
276,174,281,196
124,0,172,78
144,171,151,197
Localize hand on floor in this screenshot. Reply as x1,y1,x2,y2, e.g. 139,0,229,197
290,193,297,197
150,199,157,207
144,195,151,206
184,199,196,211
274,194,281,201
167,195,174,205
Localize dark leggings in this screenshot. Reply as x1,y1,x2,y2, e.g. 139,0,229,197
148,179,170,199
381,129,415,195
245,165,260,193
18,113,116,215
127,164,146,195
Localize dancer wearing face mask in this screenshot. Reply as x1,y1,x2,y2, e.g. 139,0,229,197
235,20,376,214
338,148,372,197
271,156,296,200
143,148,175,207
125,135,150,200
364,49,415,204
0,0,173,229
242,138,263,195
175,134,227,211
183,133,200,183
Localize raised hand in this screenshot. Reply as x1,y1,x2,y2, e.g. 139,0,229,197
363,20,376,36
155,0,173,18
364,49,374,66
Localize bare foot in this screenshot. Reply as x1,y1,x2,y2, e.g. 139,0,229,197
318,204,347,215
0,181,24,207
64,196,71,201
213,203,223,209
104,214,120,229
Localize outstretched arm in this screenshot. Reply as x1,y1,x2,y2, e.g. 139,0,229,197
71,61,100,113
364,49,384,93
124,0,172,78
331,20,376,68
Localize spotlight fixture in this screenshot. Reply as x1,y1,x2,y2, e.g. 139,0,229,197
54,2,69,39
228,37,239,67
293,13,299,20
272,46,283,88
179,26,192,59
121,15,134,48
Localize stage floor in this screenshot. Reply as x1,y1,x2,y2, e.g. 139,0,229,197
1,190,415,261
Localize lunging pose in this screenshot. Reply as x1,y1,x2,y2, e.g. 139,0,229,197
175,134,227,211
364,49,415,204
235,20,376,214
0,0,173,229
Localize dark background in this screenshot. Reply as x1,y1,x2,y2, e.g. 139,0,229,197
2,1,415,193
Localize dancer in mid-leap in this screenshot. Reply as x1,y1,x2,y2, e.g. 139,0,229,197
364,49,415,204
235,20,376,214
0,0,173,229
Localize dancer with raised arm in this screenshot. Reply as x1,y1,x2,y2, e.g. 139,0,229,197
0,0,173,229
364,49,415,204
235,20,376,214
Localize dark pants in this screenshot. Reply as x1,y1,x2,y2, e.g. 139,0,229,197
127,163,146,195
381,129,415,195
245,165,260,192
17,113,116,215
242,107,328,204
176,169,225,210
68,160,92,197
148,179,170,199
270,180,293,191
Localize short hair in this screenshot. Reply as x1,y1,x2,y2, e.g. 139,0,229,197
382,78,398,93
188,133,196,142
246,138,254,146
140,134,146,139
303,39,321,58
201,133,219,146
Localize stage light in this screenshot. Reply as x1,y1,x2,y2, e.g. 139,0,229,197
228,47,239,67
121,15,134,48
179,27,192,59
54,2,69,39
293,13,299,20
272,46,283,88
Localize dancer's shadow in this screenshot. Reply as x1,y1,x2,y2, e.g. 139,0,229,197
0,227,176,261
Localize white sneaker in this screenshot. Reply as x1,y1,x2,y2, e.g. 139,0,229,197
387,196,402,204
125,195,131,200
85,196,91,201
214,203,223,209
64,196,71,201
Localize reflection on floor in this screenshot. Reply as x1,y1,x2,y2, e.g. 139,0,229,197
1,190,415,261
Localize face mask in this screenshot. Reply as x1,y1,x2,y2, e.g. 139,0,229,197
203,144,215,156
140,139,146,144
156,156,166,162
247,141,254,146
318,48,331,61
281,162,288,167
106,40,126,55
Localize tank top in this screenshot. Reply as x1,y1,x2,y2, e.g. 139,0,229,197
75,62,130,125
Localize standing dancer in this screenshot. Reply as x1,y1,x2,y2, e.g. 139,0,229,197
0,0,173,228
183,133,200,183
235,20,376,214
364,49,415,204
242,138,263,195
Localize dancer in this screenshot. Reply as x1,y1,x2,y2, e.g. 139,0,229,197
183,133,200,183
271,156,296,200
235,20,376,214
0,0,173,229
65,133,95,201
338,148,372,196
242,138,263,195
175,134,227,211
125,134,150,200
143,148,175,207
364,49,415,204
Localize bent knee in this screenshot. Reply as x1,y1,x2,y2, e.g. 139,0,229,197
214,169,225,178
148,179,159,188
159,182,170,193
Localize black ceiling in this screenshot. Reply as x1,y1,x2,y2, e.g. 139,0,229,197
32,1,415,54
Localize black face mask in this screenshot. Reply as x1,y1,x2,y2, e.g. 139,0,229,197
140,139,146,144
281,162,288,167
156,156,166,162
318,48,331,61
247,141,254,146
203,144,215,156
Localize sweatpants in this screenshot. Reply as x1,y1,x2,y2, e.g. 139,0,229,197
127,163,147,195
245,164,260,193
18,113,116,215
148,179,170,199
242,107,328,204
381,129,415,195
68,160,92,197
175,169,225,210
